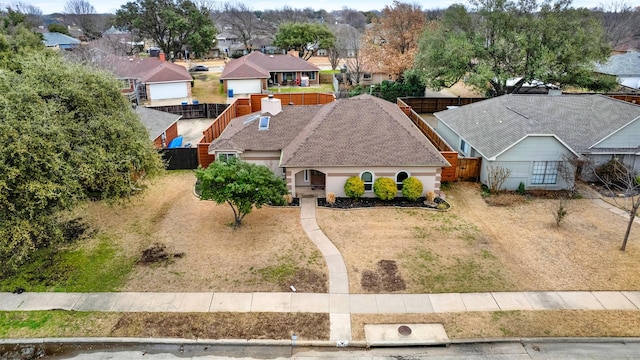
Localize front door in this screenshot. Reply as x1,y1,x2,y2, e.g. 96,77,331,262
310,170,325,190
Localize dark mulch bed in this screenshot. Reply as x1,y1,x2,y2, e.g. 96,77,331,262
317,196,449,209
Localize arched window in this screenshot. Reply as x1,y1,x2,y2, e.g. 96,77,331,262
361,171,373,192
396,171,409,190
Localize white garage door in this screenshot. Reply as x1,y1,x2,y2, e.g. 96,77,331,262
149,82,188,100
227,79,262,95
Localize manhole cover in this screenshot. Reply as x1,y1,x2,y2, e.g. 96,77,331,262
398,325,412,336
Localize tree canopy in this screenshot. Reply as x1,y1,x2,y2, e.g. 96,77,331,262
196,158,287,227
273,22,335,60
414,0,616,96
361,1,426,79
0,49,163,276
115,0,217,58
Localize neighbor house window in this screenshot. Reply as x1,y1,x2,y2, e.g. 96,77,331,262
217,152,237,162
460,139,470,156
317,49,327,56
283,72,295,81
363,73,372,80
361,171,374,191
302,71,316,80
396,171,409,190
531,161,559,184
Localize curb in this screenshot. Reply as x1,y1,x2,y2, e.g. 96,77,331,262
3,337,640,348
0,337,368,348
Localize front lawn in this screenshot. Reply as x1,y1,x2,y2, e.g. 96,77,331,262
0,171,327,293
316,182,640,293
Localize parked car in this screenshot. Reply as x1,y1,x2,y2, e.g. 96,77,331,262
189,65,209,72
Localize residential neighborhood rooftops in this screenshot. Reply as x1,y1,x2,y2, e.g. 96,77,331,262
111,57,192,83
42,32,80,48
220,51,319,80
434,94,640,159
595,51,640,76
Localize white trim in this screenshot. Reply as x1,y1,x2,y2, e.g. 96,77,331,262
216,151,237,162
589,115,640,149
360,170,374,192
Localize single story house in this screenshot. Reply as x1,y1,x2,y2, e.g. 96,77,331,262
595,51,640,90
434,93,640,190
220,51,320,96
208,94,450,198
111,54,192,104
42,32,80,50
135,106,182,148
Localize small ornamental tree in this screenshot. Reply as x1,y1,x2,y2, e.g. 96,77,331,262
373,177,397,200
195,158,287,227
402,177,423,201
344,176,365,199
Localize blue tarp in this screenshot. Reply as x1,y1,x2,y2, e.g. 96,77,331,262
167,135,183,148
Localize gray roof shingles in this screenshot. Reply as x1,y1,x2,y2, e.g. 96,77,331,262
595,51,640,76
434,94,640,159
136,106,182,141
209,94,450,168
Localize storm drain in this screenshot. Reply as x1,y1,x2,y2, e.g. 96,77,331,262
364,323,450,347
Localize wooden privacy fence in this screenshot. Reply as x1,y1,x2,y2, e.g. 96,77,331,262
197,93,335,168
397,97,483,182
160,148,198,170
399,96,485,113
149,103,228,119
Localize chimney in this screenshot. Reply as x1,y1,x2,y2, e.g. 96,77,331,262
159,53,166,62
261,94,282,116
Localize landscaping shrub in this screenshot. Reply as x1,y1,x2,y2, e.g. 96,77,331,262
402,177,423,201
283,194,293,205
517,181,526,195
344,176,365,199
326,192,336,205
426,190,436,202
373,177,397,200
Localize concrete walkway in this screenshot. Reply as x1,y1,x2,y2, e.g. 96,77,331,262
299,197,351,341
2,290,640,313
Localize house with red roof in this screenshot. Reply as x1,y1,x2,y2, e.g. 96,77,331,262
220,51,320,96
111,54,193,104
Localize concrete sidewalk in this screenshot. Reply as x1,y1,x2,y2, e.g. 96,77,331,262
2,291,640,313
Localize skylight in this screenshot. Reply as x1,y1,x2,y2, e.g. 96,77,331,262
258,116,270,130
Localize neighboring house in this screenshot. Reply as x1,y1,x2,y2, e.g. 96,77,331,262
220,51,320,96
208,94,450,198
111,54,193,104
42,32,80,50
135,106,182,148
434,93,640,190
595,51,640,90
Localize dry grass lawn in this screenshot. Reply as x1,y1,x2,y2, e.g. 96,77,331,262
316,182,640,293
73,171,327,292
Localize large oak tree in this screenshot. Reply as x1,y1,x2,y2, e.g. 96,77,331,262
415,0,616,96
115,0,217,58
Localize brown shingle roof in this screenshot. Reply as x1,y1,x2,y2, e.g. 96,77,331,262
220,52,319,80
111,57,191,83
209,95,449,168
281,95,449,167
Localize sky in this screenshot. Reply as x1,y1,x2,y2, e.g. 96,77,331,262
14,0,640,15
